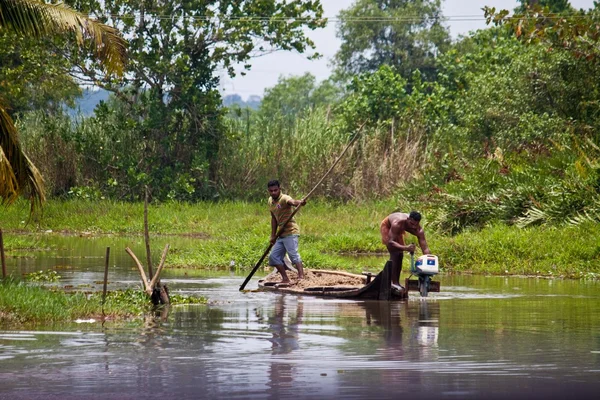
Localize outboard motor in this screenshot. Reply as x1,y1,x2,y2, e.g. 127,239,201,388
406,253,441,297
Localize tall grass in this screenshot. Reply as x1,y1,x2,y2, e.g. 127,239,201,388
219,107,426,200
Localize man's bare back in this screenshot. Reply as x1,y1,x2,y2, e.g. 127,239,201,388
380,211,431,286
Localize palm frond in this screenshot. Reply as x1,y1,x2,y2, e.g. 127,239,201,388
0,104,45,213
0,0,127,76
516,206,548,228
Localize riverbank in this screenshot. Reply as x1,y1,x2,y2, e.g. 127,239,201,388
2,199,599,279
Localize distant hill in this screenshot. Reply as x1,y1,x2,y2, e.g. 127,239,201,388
223,94,261,109
69,88,110,117
70,89,261,117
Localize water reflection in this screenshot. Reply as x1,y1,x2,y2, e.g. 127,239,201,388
2,231,600,399
265,295,303,355
259,296,304,399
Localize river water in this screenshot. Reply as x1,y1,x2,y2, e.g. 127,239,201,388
1,235,599,399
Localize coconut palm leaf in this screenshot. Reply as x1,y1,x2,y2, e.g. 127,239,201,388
0,0,127,76
0,104,45,213
1,0,127,215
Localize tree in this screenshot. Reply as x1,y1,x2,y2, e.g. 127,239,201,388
63,1,326,200
259,73,341,118
515,0,572,13
484,3,600,64
0,31,81,115
0,0,127,213
333,0,450,81
337,65,408,130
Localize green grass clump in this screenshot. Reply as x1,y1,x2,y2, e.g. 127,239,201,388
434,222,600,278
0,280,207,325
24,270,61,282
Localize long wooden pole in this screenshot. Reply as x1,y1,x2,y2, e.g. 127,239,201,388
144,186,154,279
239,124,364,291
102,247,110,307
0,229,6,279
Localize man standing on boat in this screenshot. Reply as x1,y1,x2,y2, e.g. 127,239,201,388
267,180,306,284
380,211,431,291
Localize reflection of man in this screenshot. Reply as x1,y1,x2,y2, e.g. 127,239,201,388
268,296,302,355
380,211,431,290
264,296,304,399
363,301,404,349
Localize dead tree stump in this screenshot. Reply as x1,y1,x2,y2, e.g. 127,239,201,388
126,245,170,305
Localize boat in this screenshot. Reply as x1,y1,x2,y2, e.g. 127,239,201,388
258,261,439,300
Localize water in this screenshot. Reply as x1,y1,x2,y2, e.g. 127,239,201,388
1,235,600,399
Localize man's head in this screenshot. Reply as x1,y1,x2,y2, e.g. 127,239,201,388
267,180,281,199
407,210,422,229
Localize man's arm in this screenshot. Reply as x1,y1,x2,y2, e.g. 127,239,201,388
287,198,306,207
270,212,278,244
417,230,431,255
387,223,415,252
388,240,416,253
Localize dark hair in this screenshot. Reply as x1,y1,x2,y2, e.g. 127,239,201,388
267,180,280,188
409,210,422,222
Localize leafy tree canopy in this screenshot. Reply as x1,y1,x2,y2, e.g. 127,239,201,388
515,0,573,13
333,0,450,81
56,0,326,201
259,73,341,117
0,30,81,115
69,0,325,91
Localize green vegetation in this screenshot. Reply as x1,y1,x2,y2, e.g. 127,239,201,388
2,3,600,285
0,278,207,325
333,0,450,80
24,269,61,282
0,0,127,213
2,199,599,279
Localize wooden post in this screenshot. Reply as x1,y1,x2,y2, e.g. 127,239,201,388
102,247,110,306
0,229,6,278
144,186,154,279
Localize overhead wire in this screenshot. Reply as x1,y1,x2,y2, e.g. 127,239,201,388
89,12,599,23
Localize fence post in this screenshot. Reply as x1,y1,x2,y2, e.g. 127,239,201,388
102,247,110,307
0,229,6,279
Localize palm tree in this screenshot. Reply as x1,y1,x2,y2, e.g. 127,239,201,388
0,0,127,214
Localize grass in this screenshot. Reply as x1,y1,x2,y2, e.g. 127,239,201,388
0,278,207,325
2,199,600,278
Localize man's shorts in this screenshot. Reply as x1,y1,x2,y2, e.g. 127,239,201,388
269,235,302,266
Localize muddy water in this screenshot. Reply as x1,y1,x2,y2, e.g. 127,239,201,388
1,236,600,399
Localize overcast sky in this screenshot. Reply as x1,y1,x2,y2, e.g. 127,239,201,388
220,0,596,99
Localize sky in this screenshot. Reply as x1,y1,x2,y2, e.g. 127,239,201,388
220,0,596,99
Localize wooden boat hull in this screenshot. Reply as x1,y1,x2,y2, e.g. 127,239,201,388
258,261,409,300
